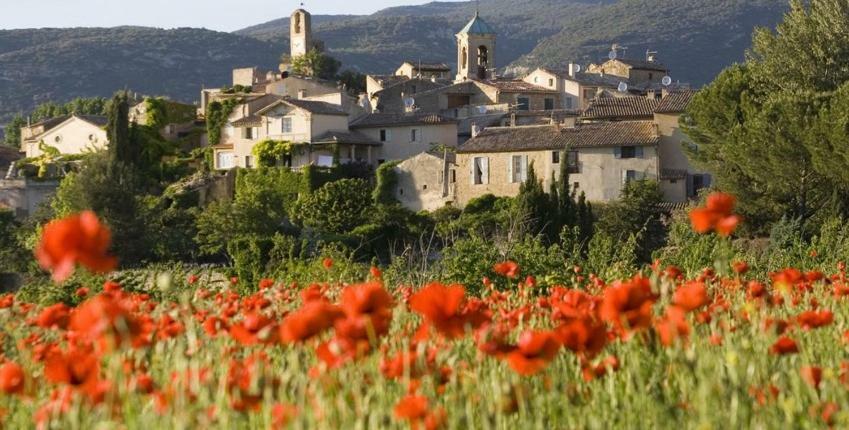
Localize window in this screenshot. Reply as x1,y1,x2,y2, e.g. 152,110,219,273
283,153,292,167
509,155,528,183
245,155,254,168
552,151,560,164
411,85,417,94
573,182,580,190
472,157,489,185
423,184,428,190
615,146,643,159
567,151,580,174
379,129,391,142
410,129,419,142
54,135,62,143
548,78,554,87
450,169,456,183
216,152,235,169
565,98,573,110
622,170,647,184
649,73,654,80
534,76,539,83
689,174,712,197
243,127,254,139
281,117,293,133
517,97,530,111
544,98,555,110
317,155,333,167
88,134,96,142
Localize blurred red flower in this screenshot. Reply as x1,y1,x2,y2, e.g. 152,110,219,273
506,330,561,376
35,211,117,283
689,192,740,237
0,362,25,395
493,261,520,279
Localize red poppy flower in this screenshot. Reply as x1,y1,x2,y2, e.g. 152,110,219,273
506,330,561,376
35,211,117,282
279,301,344,343
732,261,749,274
228,313,278,345
322,258,334,270
770,336,799,355
0,362,25,395
271,403,298,429
599,276,658,335
796,310,833,330
672,282,709,312
70,293,149,350
410,283,486,339
556,317,607,359
35,303,70,329
394,394,428,421
801,366,823,390
44,347,109,403
338,282,394,339
654,306,690,346
688,192,740,237
493,261,520,279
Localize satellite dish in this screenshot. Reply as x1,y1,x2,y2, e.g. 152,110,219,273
477,106,487,114
661,76,673,86
617,82,629,92
403,97,415,108
608,50,617,61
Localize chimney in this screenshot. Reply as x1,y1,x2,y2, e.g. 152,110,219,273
471,123,480,138
646,50,658,63
510,113,516,127
297,89,307,100
568,63,579,78
27,116,31,127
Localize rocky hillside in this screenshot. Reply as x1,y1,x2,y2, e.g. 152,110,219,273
1,0,789,124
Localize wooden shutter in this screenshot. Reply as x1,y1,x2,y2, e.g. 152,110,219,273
470,158,477,184
614,147,622,159
521,155,529,182
481,157,489,184
635,146,644,158
507,155,514,183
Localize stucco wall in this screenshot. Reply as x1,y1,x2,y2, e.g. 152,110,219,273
393,153,452,212
0,179,60,218
25,119,107,158
454,145,659,206
356,123,457,162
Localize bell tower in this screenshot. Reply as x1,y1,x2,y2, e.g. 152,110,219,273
455,12,497,82
290,8,312,57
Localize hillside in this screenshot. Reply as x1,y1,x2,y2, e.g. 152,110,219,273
0,0,789,124
0,27,281,123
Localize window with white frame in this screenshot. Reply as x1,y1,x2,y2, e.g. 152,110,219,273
621,169,646,184
216,151,235,169
567,150,580,173
509,154,528,183
565,97,574,109
472,156,489,185
380,129,391,142
281,117,293,133
517,97,530,111
410,128,419,142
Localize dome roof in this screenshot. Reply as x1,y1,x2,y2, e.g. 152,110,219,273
458,12,496,35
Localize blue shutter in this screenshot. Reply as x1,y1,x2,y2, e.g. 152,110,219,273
635,146,644,158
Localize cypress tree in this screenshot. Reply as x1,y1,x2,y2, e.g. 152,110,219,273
515,162,550,238
107,91,134,165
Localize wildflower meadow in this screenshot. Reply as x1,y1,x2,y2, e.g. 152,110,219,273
1,193,848,429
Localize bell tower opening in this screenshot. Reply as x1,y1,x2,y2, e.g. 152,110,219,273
477,46,488,79
290,9,312,58
455,12,496,82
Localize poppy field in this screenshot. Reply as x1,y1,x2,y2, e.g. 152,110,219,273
2,194,849,429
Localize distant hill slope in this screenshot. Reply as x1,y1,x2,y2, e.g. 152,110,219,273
0,27,280,123
0,0,789,124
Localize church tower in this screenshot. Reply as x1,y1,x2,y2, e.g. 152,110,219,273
290,9,312,57
455,12,497,82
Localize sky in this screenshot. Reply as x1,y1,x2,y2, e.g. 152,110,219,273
0,0,444,32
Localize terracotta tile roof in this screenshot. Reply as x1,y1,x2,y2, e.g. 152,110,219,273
0,145,22,171
457,121,658,153
76,115,108,127
615,58,669,72
660,168,688,180
479,79,559,94
256,97,348,116
230,116,262,127
655,90,696,114
656,201,690,212
350,112,456,128
581,96,659,120
311,130,382,146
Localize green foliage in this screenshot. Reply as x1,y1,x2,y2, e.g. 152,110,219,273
0,210,28,274
293,178,372,234
337,70,367,95
514,162,552,239
290,49,341,80
252,139,294,168
372,161,399,205
3,116,25,148
595,180,665,263
683,0,849,233
227,235,274,288
205,98,240,146
108,92,139,166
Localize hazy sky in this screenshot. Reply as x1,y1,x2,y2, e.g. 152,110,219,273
1,0,447,32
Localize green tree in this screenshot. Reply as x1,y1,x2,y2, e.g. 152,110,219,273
683,0,849,232
292,178,372,234
291,49,341,80
108,92,138,165
595,179,665,263
514,162,552,239
3,116,25,148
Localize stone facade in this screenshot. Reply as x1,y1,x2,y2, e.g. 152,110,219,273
393,152,456,212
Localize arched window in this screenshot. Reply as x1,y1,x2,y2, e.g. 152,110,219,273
477,46,488,67
461,47,468,70
294,14,301,34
